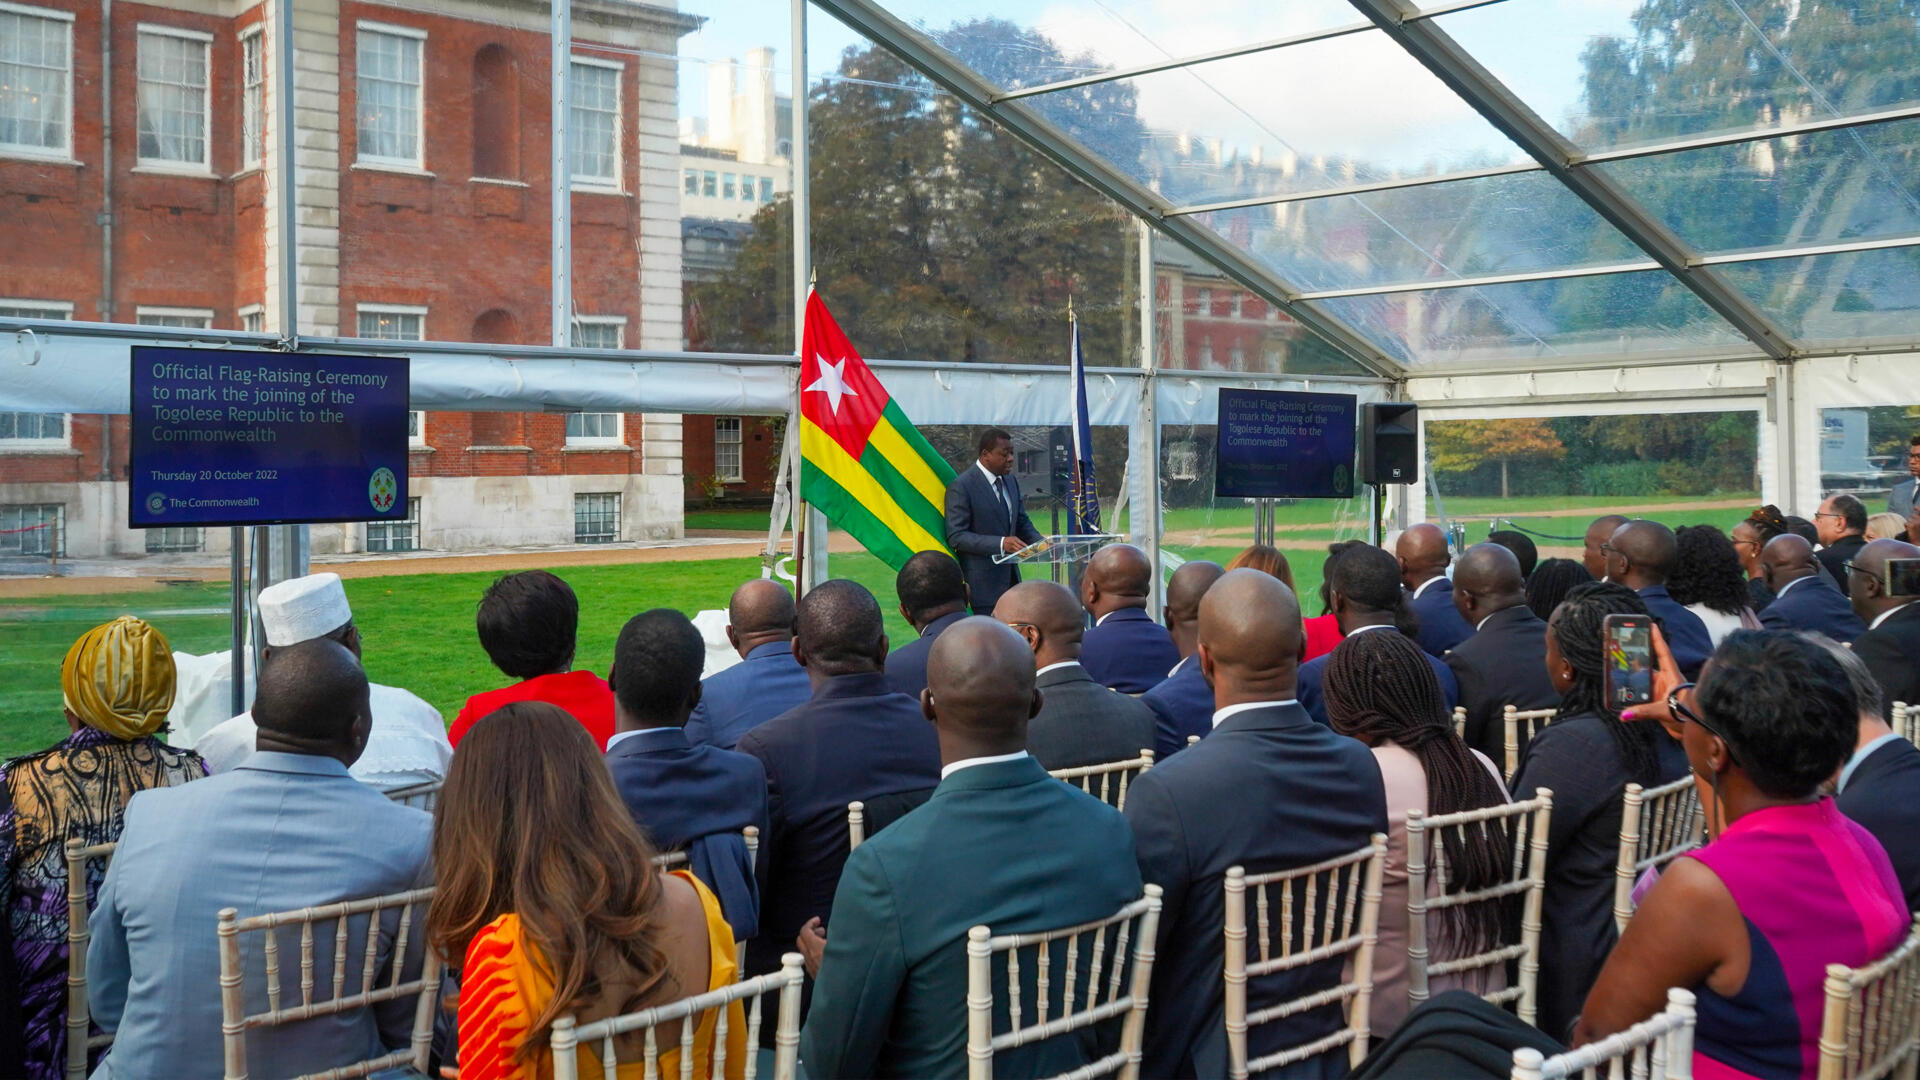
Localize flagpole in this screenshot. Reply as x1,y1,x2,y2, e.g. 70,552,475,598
791,0,827,594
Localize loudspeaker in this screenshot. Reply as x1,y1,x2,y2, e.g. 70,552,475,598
1360,402,1418,485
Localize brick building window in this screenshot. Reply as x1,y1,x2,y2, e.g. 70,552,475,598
239,306,264,332
408,410,425,447
136,307,213,328
136,26,211,170
569,57,620,188
357,304,425,340
565,412,621,445
0,411,63,443
0,300,70,321
714,417,743,482
240,29,263,167
574,493,619,544
0,504,62,556
0,5,72,159
357,24,423,167
367,496,420,553
573,316,623,350
145,526,204,553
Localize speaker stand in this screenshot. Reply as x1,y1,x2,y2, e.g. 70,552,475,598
1369,483,1386,547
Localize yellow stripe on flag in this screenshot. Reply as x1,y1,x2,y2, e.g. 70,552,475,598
866,416,948,511
800,418,948,554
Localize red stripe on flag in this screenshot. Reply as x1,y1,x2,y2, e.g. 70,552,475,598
800,291,893,461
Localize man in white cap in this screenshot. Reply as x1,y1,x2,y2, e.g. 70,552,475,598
194,573,451,791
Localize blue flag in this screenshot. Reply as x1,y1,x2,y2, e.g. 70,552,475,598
1068,318,1100,534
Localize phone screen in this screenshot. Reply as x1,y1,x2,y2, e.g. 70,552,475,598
1604,614,1655,710
1887,558,1920,598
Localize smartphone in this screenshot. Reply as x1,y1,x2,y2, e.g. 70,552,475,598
1603,613,1655,710
1886,558,1920,598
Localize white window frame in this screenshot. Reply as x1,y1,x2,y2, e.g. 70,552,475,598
145,525,205,554
135,306,214,328
0,502,64,556
239,27,263,169
408,410,426,447
134,24,213,174
355,21,426,170
565,410,624,447
0,300,71,448
237,303,264,332
683,169,698,195
355,302,427,341
572,315,624,350
573,492,621,544
713,416,744,482
366,495,421,552
0,2,75,163
568,54,622,190
0,298,73,321
0,411,69,449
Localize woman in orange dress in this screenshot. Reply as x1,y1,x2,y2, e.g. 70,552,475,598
429,702,744,1080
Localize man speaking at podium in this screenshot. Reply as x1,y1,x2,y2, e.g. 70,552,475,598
946,428,1044,616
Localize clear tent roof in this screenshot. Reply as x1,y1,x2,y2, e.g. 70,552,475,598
806,0,1920,378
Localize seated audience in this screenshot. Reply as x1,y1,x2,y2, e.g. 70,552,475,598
432,703,741,1080
1299,541,1361,663
883,550,971,700
1486,529,1538,580
195,573,451,789
1578,632,1906,1076
1,617,204,1080
1731,505,1789,612
450,571,615,749
1298,544,1460,728
1600,520,1715,678
88,639,432,1079
1786,514,1820,547
1509,583,1688,1041
734,581,941,985
1398,524,1475,657
1814,493,1870,592
1812,635,1920,910
1226,542,1295,590
1144,560,1224,758
993,581,1155,771
1667,526,1760,648
1846,537,1920,716
1445,543,1560,764
684,579,810,749
1756,533,1866,643
1866,511,1908,541
1124,569,1387,1078
1891,436,1920,520
1582,514,1630,581
1078,543,1180,693
1324,629,1511,1036
798,619,1143,1079
604,609,769,940
1523,558,1592,622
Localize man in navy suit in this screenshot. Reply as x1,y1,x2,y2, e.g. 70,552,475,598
1126,570,1387,1079
1446,543,1561,763
1079,543,1181,693
1397,523,1475,656
1848,538,1920,718
1298,544,1459,727
1758,533,1867,643
605,608,768,939
1602,520,1718,676
734,580,942,986
944,427,1043,617
1144,560,1224,758
684,579,812,749
1821,635,1920,910
885,550,971,699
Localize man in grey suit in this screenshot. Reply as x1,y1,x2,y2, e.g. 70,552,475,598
944,427,1043,617
88,639,433,1080
1887,435,1920,526
993,580,1155,772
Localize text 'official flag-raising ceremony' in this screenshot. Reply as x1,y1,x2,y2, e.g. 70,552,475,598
798,290,957,570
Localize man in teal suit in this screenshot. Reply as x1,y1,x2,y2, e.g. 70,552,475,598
798,617,1144,1079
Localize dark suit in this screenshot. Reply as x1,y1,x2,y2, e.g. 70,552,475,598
1818,534,1868,593
1854,603,1920,718
800,756,1143,1079
1027,662,1157,771
733,672,942,981
1635,585,1717,677
1445,606,1562,764
1125,703,1387,1078
605,728,768,939
1296,628,1459,729
1408,577,1475,657
1080,608,1182,694
1756,574,1867,644
945,464,1044,617
1144,656,1213,759
684,641,812,750
885,610,969,699
1890,478,1918,521
1836,735,1920,910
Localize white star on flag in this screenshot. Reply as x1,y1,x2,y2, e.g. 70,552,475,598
805,354,859,416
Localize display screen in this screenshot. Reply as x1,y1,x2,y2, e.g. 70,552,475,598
1887,557,1920,598
1213,388,1357,499
1604,614,1654,710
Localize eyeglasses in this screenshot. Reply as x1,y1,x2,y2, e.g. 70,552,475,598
1813,511,1843,521
1670,681,1743,765
1841,561,1873,580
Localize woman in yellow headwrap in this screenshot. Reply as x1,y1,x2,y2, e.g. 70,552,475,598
1,616,206,1079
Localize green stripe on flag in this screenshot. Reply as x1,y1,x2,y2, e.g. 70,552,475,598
800,464,918,569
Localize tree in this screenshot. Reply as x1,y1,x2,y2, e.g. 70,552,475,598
1428,418,1567,498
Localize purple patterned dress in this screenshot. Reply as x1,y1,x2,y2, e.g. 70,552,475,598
0,726,204,1080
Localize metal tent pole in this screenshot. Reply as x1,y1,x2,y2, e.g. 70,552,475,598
791,0,826,592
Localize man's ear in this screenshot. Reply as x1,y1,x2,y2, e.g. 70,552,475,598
1198,641,1217,687
684,682,703,715
1029,687,1045,720
898,603,913,625
921,687,937,724
791,637,811,670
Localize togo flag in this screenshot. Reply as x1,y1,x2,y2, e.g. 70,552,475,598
799,290,957,570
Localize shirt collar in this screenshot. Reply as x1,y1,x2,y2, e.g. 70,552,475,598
941,749,1030,780
1347,623,1395,636
744,640,794,660
1775,575,1814,599
1036,660,1081,677
606,727,685,752
1411,575,1446,599
976,460,1001,485
1168,654,1190,678
1839,732,1904,793
1095,607,1146,626
237,751,354,778
1870,601,1918,630
1212,699,1299,728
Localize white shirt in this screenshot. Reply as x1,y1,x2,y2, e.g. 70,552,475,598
1036,660,1081,678
1167,655,1191,678
1411,576,1445,600
605,727,684,752
1212,699,1300,729
1839,732,1905,793
1345,623,1395,637
1870,602,1918,631
1773,574,1817,600
194,682,452,792
976,461,1014,525
941,749,1030,780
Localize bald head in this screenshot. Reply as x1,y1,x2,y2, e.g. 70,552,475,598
1396,523,1450,589
994,580,1085,667
727,579,795,656
1453,542,1527,625
1164,560,1224,658
1760,532,1818,592
1606,520,1678,589
793,579,887,678
252,637,371,763
1197,568,1304,709
1082,543,1154,618
1584,514,1630,580
924,616,1042,761
1849,537,1920,619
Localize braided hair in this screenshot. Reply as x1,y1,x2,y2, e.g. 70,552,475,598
1524,558,1592,622
1323,629,1513,953
1546,581,1666,786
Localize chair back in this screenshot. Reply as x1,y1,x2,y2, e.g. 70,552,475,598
965,885,1164,1080
1503,706,1557,778
382,779,442,812
848,800,866,850
216,887,441,1080
550,953,806,1080
1612,776,1704,934
1894,702,1916,747
1187,735,1202,748
64,839,119,1080
1223,835,1389,1078
1050,750,1155,810
1406,788,1554,1026
1817,914,1920,1080
1511,987,1697,1079
1452,707,1467,741
652,849,692,870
